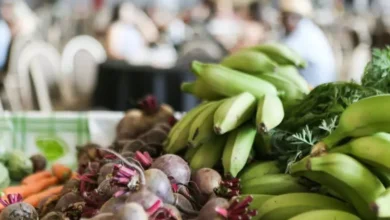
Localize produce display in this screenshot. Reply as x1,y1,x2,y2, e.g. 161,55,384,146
1,45,390,220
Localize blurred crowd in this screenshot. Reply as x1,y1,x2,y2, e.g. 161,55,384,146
2,0,390,111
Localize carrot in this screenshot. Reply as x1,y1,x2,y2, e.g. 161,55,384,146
3,176,59,198
71,172,80,180
52,164,72,183
22,171,52,185
24,185,63,207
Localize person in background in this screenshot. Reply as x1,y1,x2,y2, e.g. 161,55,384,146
0,19,11,71
206,0,241,51
232,2,267,52
280,0,336,87
106,2,153,65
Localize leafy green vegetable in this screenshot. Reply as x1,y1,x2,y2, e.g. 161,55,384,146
35,136,68,161
7,150,33,181
0,163,10,191
272,82,382,170
362,47,390,92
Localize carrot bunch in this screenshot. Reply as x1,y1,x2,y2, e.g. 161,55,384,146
1,163,74,207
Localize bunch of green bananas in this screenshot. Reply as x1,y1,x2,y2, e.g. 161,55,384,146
164,43,310,178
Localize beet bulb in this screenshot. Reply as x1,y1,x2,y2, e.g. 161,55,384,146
151,154,191,185
191,168,221,204
0,194,38,220
99,194,127,214
144,168,175,204
126,188,162,214
115,203,148,220
54,192,84,211
197,196,258,220
40,212,64,220
98,163,115,184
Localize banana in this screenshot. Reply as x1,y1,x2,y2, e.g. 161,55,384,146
213,92,257,135
189,135,226,170
370,166,390,187
188,100,224,147
331,133,390,171
288,210,361,220
221,50,277,73
311,95,390,156
371,188,390,218
222,123,257,177
255,72,306,109
181,79,224,100
184,146,199,161
238,161,281,182
240,174,307,195
256,193,354,220
191,61,279,98
275,65,310,94
164,102,213,153
236,194,274,218
250,42,307,68
290,153,385,220
256,94,284,133
253,133,273,158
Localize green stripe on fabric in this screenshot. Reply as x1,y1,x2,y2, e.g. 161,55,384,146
22,112,26,151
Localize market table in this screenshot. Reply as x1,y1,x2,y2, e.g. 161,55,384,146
92,60,200,112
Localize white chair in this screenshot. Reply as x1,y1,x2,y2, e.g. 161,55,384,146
61,35,107,105
17,41,62,111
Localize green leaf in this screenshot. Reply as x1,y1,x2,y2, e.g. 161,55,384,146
35,136,68,161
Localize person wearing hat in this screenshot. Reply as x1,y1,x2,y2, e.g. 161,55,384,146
279,0,336,87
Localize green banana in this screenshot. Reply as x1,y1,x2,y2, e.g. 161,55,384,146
164,102,213,153
330,133,390,171
290,153,385,220
188,100,224,148
370,166,390,187
257,193,354,220
181,79,224,100
189,135,226,170
256,94,284,133
213,92,257,135
371,188,390,218
250,42,307,68
184,146,199,161
222,123,257,177
240,174,307,195
288,210,361,220
236,194,274,218
191,61,279,98
238,161,281,182
253,133,273,158
255,72,306,109
311,95,390,156
221,50,277,73
276,65,310,94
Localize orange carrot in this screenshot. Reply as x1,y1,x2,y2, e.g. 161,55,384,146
3,176,59,198
52,164,72,183
71,172,80,180
24,185,63,207
22,171,52,185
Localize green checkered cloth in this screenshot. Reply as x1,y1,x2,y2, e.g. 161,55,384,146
0,112,90,168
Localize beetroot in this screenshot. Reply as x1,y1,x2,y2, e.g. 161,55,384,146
191,168,222,204
0,194,38,220
96,179,120,199
87,213,114,220
151,154,191,185
61,179,81,194
115,203,148,220
98,163,115,184
54,192,84,211
121,140,146,154
173,193,195,218
197,196,258,220
144,169,175,204
153,204,182,220
138,128,168,145
40,212,64,220
99,194,127,214
126,188,162,214
29,154,47,172
197,197,229,220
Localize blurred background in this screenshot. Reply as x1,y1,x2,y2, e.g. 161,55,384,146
0,0,389,112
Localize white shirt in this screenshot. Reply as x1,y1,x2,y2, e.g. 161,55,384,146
283,19,336,86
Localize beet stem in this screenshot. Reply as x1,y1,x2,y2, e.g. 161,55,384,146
215,207,229,218
100,148,145,185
